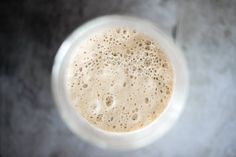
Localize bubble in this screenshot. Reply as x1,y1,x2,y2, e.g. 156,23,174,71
145,97,149,103
162,63,168,68
132,113,138,121
83,84,88,88
105,95,113,107
145,46,150,50
110,117,114,121
145,40,151,45
123,82,126,87
96,114,103,121
144,59,151,67
166,90,170,95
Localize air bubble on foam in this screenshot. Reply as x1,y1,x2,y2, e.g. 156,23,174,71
132,113,138,121
145,40,151,45
105,95,113,107
162,63,168,68
145,45,151,50
123,82,126,87
83,84,88,88
166,89,170,95
96,114,103,121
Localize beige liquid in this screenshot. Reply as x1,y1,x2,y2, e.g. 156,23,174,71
66,27,173,132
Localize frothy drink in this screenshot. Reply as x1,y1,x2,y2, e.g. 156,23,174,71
66,27,173,132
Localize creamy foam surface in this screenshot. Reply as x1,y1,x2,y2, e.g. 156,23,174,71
66,27,173,132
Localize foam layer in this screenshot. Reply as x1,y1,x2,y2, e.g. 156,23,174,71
66,27,173,132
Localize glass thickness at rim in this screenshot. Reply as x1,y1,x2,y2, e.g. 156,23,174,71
51,15,189,150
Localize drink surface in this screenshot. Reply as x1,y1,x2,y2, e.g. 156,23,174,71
66,27,173,132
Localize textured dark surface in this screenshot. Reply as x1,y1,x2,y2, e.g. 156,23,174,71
1,0,236,157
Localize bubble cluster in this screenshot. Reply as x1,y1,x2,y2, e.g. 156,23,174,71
66,27,173,132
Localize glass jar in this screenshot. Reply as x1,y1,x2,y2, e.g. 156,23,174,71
51,15,189,150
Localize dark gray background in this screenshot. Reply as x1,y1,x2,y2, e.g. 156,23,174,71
1,0,236,157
